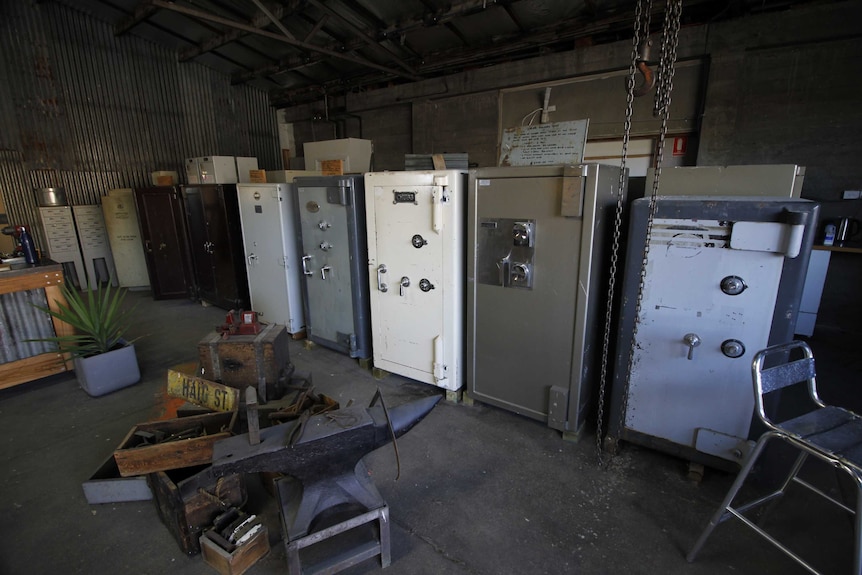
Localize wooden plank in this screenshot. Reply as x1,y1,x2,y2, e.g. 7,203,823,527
167,370,239,412
0,352,69,390
44,283,75,338
0,269,64,294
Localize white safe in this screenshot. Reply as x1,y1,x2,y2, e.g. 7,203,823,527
364,170,466,391
236,183,306,334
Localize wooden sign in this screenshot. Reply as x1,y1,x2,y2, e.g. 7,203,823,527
167,370,239,412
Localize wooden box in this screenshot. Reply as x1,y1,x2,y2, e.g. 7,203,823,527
201,523,270,575
198,323,291,401
148,465,246,555
113,411,238,477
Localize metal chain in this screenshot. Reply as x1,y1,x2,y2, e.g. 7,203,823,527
595,0,647,468
596,0,682,467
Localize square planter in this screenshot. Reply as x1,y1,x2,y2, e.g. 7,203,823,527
73,343,140,397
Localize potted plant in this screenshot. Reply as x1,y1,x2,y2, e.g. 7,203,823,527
32,280,141,397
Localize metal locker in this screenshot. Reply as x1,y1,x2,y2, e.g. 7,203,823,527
294,175,371,359
607,196,819,469
466,164,626,435
236,183,305,334
364,170,466,391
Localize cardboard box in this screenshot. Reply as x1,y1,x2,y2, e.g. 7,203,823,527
151,171,179,186
248,170,267,183
113,411,238,477
149,465,246,555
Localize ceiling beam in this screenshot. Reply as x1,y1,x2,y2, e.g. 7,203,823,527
303,14,330,43
149,0,423,81
379,0,521,40
179,3,292,62
250,0,296,40
305,0,416,74
114,0,157,36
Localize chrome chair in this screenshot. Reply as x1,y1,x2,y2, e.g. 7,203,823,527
687,340,862,574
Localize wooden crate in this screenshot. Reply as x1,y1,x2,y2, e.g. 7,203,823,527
198,323,291,401
200,523,270,575
148,465,246,555
113,411,238,477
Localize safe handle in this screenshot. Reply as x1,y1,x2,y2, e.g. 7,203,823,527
377,264,388,292
301,255,313,276
497,257,510,287
145,239,153,253
321,265,332,280
683,333,702,360
247,253,257,266
399,276,410,296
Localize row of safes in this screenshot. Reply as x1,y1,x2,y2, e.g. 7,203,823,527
228,163,624,424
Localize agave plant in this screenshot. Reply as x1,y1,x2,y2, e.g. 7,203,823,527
32,281,138,358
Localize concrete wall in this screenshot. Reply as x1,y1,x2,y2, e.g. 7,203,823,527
282,1,862,200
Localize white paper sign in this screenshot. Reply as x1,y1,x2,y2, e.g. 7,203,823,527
499,119,590,166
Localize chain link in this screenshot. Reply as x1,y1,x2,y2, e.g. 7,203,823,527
595,0,682,467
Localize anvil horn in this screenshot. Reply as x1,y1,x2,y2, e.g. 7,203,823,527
381,393,441,438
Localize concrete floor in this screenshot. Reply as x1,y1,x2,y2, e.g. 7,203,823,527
0,291,857,575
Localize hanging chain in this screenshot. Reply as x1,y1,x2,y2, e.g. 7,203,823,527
595,0,648,467
595,0,682,467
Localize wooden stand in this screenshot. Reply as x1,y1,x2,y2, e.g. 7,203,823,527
0,262,72,390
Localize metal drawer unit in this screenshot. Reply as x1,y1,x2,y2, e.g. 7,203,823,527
364,170,466,391
467,164,626,436
294,175,371,359
607,196,818,468
38,206,86,287
73,205,118,287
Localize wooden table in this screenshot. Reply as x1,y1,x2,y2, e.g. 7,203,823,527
0,261,74,389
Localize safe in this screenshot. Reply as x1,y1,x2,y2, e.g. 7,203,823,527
607,196,819,468
466,164,626,436
364,170,466,391
294,175,371,359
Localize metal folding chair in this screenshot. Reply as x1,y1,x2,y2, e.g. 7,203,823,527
687,340,862,574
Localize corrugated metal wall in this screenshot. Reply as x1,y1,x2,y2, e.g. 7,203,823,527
0,1,279,250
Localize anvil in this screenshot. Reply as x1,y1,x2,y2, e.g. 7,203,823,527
210,393,441,540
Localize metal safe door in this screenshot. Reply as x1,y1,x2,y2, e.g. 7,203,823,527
238,185,290,324
369,184,445,382
626,218,785,459
298,185,354,350
472,176,583,420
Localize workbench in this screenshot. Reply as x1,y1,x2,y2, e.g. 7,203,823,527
0,260,73,389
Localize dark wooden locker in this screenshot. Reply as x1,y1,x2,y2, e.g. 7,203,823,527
181,184,250,310
134,186,196,300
